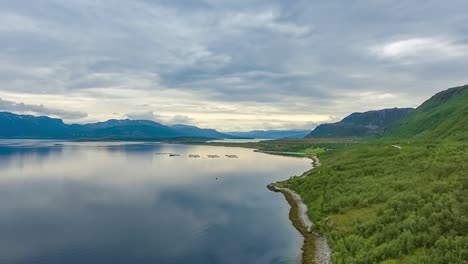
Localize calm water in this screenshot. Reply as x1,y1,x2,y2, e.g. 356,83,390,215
0,140,311,264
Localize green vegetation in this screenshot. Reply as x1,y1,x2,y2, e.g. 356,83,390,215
205,85,468,263
203,85,468,263
307,108,415,138
387,84,468,142
283,142,467,263
204,138,354,155
274,85,468,263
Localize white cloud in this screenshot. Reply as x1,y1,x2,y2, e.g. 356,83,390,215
169,115,195,125
371,37,468,63
126,111,160,122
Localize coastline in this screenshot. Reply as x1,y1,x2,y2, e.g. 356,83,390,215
267,156,330,264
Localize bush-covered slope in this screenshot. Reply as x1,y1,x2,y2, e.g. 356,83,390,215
278,85,468,263
387,85,468,141
282,143,467,263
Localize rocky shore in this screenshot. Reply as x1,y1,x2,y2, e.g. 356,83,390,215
267,157,330,264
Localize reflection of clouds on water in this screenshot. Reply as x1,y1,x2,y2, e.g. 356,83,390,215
0,141,308,264
0,144,63,170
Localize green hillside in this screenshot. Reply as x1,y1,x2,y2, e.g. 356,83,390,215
265,85,468,263
307,108,415,138
387,85,468,141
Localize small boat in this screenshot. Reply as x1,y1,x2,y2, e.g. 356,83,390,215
169,154,180,157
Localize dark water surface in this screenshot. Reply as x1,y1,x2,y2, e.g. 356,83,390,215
0,140,311,264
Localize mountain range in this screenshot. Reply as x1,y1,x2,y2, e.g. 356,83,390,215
0,113,316,140
0,113,235,140
2,84,466,141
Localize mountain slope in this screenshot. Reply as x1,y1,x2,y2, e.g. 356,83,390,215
307,108,415,138
386,84,468,141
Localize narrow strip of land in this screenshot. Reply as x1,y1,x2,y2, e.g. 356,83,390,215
268,156,330,264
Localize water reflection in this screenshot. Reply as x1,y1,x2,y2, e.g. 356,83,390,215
0,141,311,264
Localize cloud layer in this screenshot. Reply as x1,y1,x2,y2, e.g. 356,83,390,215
0,0,467,130
0,98,87,119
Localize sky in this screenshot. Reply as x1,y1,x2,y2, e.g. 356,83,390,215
0,0,467,131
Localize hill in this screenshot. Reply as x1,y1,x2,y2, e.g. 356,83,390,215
386,84,468,141
0,112,231,140
269,85,468,263
307,108,415,138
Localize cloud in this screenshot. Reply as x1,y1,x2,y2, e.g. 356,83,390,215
169,115,195,125
371,37,468,63
0,98,87,120
126,111,160,121
220,9,312,38
0,0,467,130
125,112,195,126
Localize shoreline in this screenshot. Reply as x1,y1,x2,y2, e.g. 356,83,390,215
267,156,330,264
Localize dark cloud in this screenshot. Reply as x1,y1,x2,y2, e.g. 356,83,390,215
0,0,467,129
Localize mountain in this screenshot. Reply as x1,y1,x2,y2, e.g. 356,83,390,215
0,112,72,139
307,108,415,138
171,124,235,139
79,119,183,139
227,129,310,139
0,112,231,140
386,84,468,141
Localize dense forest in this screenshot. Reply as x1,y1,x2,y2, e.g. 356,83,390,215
283,142,467,263
274,85,468,263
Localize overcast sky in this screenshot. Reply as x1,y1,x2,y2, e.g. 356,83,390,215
0,0,467,131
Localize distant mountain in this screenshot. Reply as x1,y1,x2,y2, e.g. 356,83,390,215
227,129,310,139
171,124,235,139
0,112,71,139
307,108,415,138
386,84,468,141
0,112,231,140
